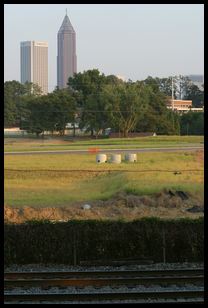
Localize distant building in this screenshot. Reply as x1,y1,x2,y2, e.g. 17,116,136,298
166,99,204,113
57,12,77,89
20,41,48,94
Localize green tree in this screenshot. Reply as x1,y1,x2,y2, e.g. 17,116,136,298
79,92,110,137
103,82,148,137
183,84,204,107
144,76,177,98
23,81,42,96
67,70,122,136
4,94,17,127
21,96,44,136
4,80,43,128
67,69,106,106
51,89,76,135
22,90,76,136
136,82,180,135
180,112,204,135
4,81,25,127
159,77,175,97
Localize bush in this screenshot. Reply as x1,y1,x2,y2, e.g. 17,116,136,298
4,217,204,265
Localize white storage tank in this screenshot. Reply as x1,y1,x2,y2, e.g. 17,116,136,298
96,154,107,163
125,153,137,162
110,154,121,163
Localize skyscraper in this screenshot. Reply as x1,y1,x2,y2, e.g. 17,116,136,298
20,41,48,95
57,12,77,89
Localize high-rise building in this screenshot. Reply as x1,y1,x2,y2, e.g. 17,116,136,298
20,41,48,95
57,12,77,89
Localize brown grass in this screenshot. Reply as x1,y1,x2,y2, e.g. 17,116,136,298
196,150,204,163
4,190,203,223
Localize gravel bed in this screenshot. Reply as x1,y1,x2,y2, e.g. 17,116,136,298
4,262,204,272
4,299,204,305
4,262,204,304
4,285,204,294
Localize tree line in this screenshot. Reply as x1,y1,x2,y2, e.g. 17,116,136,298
4,70,204,136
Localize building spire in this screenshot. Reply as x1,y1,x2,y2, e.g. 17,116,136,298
58,11,75,33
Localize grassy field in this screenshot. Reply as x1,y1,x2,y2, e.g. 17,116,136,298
4,135,204,152
4,149,204,208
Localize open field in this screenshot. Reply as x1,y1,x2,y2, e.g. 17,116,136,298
4,135,204,152
4,148,204,222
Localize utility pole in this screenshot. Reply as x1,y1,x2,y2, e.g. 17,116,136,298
171,77,174,111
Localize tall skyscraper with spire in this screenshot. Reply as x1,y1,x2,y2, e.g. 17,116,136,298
57,11,77,89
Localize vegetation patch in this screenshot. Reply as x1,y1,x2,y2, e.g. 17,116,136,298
4,189,203,224
4,151,204,208
4,217,204,265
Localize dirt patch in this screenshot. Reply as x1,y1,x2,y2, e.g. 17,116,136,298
4,190,204,224
196,150,204,164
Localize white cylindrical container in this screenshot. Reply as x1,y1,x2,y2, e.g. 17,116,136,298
110,154,121,163
125,153,137,162
96,154,107,163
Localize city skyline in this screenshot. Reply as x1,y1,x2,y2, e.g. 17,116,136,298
4,4,204,92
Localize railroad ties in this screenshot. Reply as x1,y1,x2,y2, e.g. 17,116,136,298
4,268,204,304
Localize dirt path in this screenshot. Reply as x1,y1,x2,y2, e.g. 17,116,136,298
4,190,203,223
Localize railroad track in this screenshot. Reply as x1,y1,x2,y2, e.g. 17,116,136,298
4,268,204,304
4,290,204,303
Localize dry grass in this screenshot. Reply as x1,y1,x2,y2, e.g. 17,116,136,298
4,190,203,223
4,150,204,210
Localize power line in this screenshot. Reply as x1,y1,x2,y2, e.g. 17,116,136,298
19,110,141,114
5,168,203,173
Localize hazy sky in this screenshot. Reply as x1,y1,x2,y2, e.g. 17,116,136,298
4,4,204,92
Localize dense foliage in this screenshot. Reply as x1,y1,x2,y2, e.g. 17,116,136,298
4,218,203,265
4,81,42,127
20,89,76,136
4,71,204,136
180,112,204,135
